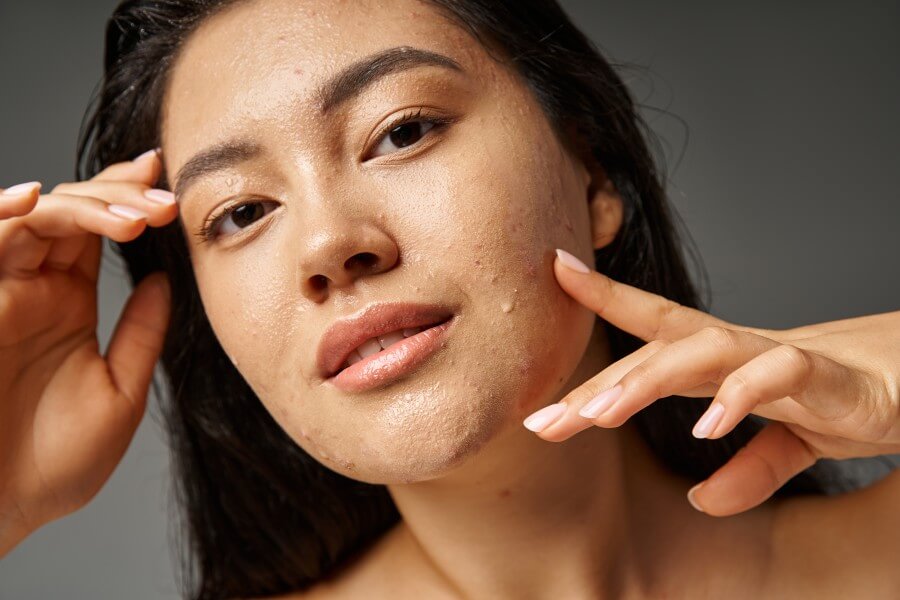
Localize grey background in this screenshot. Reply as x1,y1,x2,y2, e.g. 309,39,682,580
1,1,898,598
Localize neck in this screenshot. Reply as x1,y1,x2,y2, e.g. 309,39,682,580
384,326,707,598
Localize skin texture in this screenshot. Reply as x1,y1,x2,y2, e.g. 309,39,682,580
154,1,898,598
162,0,605,484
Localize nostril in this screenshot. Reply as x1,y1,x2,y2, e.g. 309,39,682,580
310,274,328,291
345,252,378,272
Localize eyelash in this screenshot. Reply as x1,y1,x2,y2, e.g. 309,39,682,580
193,107,455,244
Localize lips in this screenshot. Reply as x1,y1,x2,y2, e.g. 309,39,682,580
317,302,454,379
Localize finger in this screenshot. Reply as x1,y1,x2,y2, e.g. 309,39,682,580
686,421,817,516
706,344,883,441
0,193,150,277
576,327,781,431
0,181,42,219
525,339,670,441
42,233,90,271
51,180,177,227
553,248,766,342
90,148,162,184
104,271,172,420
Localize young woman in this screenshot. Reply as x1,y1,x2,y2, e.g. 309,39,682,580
1,0,897,598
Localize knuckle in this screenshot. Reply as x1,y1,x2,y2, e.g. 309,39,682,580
700,325,736,350
776,344,811,379
721,369,755,400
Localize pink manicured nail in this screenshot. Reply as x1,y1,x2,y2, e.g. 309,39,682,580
523,402,567,432
555,248,591,273
578,385,623,419
692,403,725,439
2,181,41,196
108,204,149,221
687,483,705,512
133,148,160,162
144,188,175,205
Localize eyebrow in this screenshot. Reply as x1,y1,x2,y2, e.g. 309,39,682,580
172,46,464,200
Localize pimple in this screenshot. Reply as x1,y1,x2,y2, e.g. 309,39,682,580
501,300,515,313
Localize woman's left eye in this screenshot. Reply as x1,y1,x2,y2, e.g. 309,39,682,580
369,114,444,159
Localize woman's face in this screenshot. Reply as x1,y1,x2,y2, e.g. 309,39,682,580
161,0,604,484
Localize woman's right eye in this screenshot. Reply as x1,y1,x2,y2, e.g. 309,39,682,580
199,200,279,242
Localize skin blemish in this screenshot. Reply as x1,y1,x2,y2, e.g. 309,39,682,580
166,0,602,485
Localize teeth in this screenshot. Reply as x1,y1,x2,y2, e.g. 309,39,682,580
339,326,425,372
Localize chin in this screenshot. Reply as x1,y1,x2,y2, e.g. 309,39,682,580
299,383,516,485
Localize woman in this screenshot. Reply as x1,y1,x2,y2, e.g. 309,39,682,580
1,0,897,598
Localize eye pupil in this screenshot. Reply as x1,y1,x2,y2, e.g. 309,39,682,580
388,122,422,148
232,203,264,228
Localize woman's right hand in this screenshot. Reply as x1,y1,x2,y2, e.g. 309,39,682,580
0,150,178,556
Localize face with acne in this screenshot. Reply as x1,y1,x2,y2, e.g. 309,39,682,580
159,0,623,484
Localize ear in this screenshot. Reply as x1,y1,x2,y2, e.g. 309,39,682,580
585,165,624,251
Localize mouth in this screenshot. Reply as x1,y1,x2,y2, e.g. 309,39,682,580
334,314,454,374
325,314,456,393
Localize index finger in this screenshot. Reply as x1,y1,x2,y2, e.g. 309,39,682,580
90,148,163,184
553,248,764,342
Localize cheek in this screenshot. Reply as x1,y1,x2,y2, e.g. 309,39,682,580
193,247,295,396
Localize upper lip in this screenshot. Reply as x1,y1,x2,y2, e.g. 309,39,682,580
317,301,454,379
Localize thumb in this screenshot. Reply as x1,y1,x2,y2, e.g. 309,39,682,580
104,271,171,416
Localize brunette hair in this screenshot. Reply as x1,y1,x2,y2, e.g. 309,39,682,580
77,1,841,597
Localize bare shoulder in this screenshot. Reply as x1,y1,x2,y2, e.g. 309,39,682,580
765,468,900,598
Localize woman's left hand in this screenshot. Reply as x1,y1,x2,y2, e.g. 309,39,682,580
525,249,900,516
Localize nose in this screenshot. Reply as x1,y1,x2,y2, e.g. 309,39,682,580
299,224,399,299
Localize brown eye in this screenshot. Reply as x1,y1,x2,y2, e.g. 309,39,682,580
212,200,278,238
371,119,437,158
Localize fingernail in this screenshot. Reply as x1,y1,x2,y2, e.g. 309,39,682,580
2,181,41,196
133,148,160,162
578,385,623,419
555,248,591,273
687,483,705,512
692,402,725,439
108,204,149,221
144,188,175,205
523,402,567,432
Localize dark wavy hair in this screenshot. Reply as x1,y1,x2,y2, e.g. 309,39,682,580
76,1,840,597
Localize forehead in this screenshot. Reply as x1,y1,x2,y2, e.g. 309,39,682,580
161,0,496,165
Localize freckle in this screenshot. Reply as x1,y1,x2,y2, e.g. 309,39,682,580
498,489,511,499
474,259,481,267
490,274,498,283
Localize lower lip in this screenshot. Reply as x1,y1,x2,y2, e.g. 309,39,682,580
327,316,456,393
